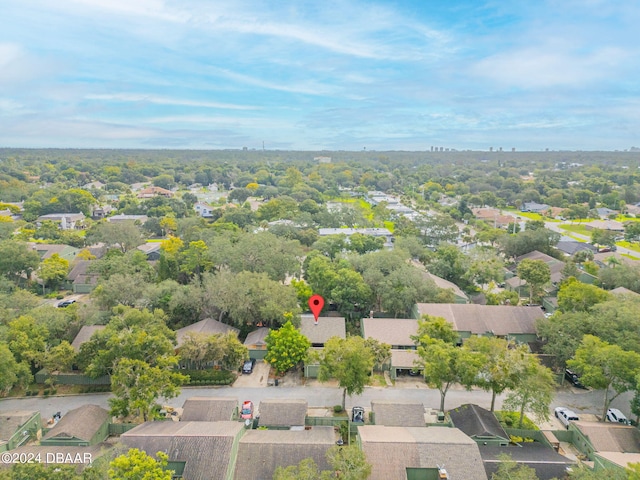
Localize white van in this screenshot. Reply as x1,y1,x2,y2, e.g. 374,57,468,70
555,407,579,429
606,408,629,425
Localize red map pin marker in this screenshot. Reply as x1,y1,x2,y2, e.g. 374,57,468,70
308,294,324,324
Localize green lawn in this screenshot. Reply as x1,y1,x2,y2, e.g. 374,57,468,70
558,224,590,235
616,241,640,253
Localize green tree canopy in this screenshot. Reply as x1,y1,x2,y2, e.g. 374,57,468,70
568,335,640,420
265,321,311,375
319,336,374,410
108,448,173,480
503,356,555,428
517,258,551,303
557,278,611,312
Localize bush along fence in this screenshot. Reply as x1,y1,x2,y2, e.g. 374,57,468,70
34,369,111,386
182,369,235,386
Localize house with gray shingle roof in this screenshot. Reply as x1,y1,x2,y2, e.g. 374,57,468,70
371,401,425,427
233,427,335,480
389,350,422,380
244,327,270,360
71,325,106,352
413,303,544,343
175,318,239,349
181,397,238,422
257,399,307,428
299,315,346,347
41,405,109,446
448,404,509,446
0,411,41,450
362,318,418,349
569,421,640,476
358,425,488,480
121,421,245,480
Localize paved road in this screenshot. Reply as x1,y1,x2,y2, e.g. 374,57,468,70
1,384,632,424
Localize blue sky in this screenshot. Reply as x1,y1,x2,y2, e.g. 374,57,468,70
1,0,639,151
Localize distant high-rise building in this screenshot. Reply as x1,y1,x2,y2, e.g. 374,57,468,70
512,147,515,152
489,147,493,152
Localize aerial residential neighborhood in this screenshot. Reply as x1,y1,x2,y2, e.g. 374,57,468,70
1,149,640,480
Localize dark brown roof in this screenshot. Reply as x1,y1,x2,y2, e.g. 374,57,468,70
233,427,335,480
258,399,307,427
358,425,487,480
71,325,105,351
299,315,346,344
449,404,509,441
42,405,109,442
121,421,245,480
481,443,575,480
573,422,640,453
181,397,237,422
175,319,239,348
415,304,543,336
372,401,425,427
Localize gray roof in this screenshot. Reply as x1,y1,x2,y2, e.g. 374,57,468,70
371,401,425,427
71,325,105,351
244,327,270,347
42,405,109,442
362,317,418,347
0,411,39,442
516,250,565,283
481,443,575,480
6,444,110,469
358,425,487,480
258,399,307,427
448,404,509,441
233,427,335,480
299,315,346,344
556,241,597,256
573,421,640,453
390,349,420,368
181,397,237,422
611,287,640,297
415,304,543,336
425,271,468,300
175,318,239,348
121,421,245,480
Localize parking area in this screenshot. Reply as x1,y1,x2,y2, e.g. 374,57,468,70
232,360,270,388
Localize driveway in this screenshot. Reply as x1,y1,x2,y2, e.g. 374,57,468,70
232,360,269,388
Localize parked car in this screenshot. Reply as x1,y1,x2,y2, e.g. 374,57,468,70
240,400,253,420
555,407,579,429
57,299,76,308
606,408,629,425
242,359,256,374
564,369,586,389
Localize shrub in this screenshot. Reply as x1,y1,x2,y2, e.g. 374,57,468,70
495,411,539,431
333,405,344,414
43,390,50,397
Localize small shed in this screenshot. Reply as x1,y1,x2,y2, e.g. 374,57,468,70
257,399,307,429
41,405,110,447
181,397,238,422
244,327,270,360
448,404,509,446
371,400,425,427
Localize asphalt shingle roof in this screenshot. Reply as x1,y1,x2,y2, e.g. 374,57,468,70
181,397,237,422
448,404,509,441
372,400,425,427
121,421,244,480
233,427,335,480
359,425,487,480
42,405,109,443
258,399,307,427
299,315,346,344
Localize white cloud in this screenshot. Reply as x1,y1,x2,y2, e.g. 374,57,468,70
85,93,258,110
472,45,630,88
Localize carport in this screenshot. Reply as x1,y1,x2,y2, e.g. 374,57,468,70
390,350,422,380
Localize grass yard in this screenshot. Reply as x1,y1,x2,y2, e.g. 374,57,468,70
559,224,591,235
616,241,640,253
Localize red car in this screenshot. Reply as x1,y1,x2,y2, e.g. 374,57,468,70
241,401,253,420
